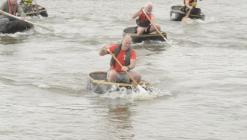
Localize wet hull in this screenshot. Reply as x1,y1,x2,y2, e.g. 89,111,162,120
123,27,167,43
0,16,33,34
170,5,205,21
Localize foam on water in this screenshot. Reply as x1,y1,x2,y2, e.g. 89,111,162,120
93,86,171,101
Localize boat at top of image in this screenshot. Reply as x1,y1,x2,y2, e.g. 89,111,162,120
87,71,152,94
170,5,205,21
123,26,167,43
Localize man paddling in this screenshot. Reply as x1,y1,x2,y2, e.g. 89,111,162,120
182,0,197,21
1,0,25,16
132,2,161,35
99,35,141,84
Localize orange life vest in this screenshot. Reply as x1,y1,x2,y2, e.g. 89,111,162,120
136,10,151,27
110,44,131,67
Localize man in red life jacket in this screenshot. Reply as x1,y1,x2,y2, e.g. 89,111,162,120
1,0,25,16
132,2,161,35
99,35,141,84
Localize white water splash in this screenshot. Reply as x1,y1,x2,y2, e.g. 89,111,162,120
96,86,171,101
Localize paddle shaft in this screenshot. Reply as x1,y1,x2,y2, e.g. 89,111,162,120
0,10,52,32
184,7,192,18
142,9,168,42
184,0,198,18
107,49,139,86
26,9,46,16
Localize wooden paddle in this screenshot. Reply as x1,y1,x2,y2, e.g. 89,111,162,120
25,9,46,16
182,7,192,22
142,9,172,45
0,9,53,32
107,48,148,93
182,0,198,22
107,49,138,85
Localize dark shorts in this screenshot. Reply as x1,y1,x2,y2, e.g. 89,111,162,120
107,72,130,83
143,25,151,34
136,25,151,34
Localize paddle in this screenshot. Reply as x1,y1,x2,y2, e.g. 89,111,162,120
182,0,198,22
142,9,172,46
25,9,46,16
0,9,53,32
182,7,192,22
107,49,148,93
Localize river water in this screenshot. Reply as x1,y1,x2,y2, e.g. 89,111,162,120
0,0,247,139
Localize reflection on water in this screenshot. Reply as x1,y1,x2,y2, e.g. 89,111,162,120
107,104,134,140
0,36,22,45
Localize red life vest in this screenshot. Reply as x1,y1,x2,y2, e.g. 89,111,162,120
8,0,17,15
110,44,131,67
136,10,151,27
109,44,136,72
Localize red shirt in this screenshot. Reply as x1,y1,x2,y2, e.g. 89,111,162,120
109,44,136,72
139,11,153,21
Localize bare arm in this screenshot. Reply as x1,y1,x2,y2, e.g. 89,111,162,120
132,8,142,19
150,14,156,23
128,51,137,70
128,59,136,70
99,45,111,56
122,59,136,72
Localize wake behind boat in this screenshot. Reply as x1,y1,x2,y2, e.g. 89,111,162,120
123,26,167,43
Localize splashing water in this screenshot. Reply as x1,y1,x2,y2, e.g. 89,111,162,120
94,85,171,101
